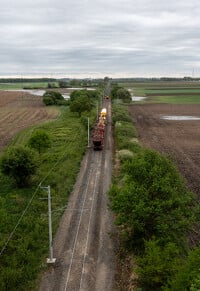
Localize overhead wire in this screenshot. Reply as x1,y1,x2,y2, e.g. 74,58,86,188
0,126,83,257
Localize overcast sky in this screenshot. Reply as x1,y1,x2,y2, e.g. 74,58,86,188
1,0,200,78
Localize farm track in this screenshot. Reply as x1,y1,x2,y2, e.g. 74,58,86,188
39,100,116,291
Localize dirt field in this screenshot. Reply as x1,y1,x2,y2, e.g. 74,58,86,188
0,91,59,151
128,104,200,199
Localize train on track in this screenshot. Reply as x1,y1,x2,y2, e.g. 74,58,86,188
92,107,107,150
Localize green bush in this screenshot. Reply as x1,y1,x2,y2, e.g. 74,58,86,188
0,146,38,187
110,101,200,290
168,246,200,290
43,96,54,105
116,88,132,103
118,149,134,161
112,104,131,123
115,121,137,139
0,107,88,290
28,130,51,154
109,149,197,250
137,239,181,290
43,91,65,106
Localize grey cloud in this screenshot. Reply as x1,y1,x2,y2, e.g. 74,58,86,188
1,0,200,77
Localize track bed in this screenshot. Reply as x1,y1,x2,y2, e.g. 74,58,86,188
39,100,116,291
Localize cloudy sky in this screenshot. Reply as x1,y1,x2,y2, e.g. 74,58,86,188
1,0,200,78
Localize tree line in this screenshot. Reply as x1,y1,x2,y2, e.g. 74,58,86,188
110,99,200,290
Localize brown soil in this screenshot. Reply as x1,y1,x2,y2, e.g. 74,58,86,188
128,103,200,199
0,91,59,151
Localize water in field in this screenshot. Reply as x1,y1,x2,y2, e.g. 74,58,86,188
26,89,46,96
6,89,71,99
67,87,95,90
132,96,147,101
63,94,70,99
161,115,200,121
6,89,45,96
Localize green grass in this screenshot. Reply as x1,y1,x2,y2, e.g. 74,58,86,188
112,102,141,155
118,81,200,104
145,88,200,94
0,106,89,290
0,82,59,90
148,95,200,104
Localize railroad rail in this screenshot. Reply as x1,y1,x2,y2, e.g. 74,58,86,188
39,99,115,291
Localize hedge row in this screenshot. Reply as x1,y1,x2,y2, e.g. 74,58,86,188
110,102,200,290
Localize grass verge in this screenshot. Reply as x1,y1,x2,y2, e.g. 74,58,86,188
0,106,91,290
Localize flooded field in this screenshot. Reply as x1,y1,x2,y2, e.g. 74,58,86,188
128,103,200,198
160,115,200,120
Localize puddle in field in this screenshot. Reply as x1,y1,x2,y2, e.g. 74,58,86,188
161,115,200,121
63,94,70,99
132,96,147,101
6,89,71,99
6,89,45,96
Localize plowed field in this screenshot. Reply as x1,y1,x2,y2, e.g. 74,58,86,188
0,91,59,151
128,104,200,199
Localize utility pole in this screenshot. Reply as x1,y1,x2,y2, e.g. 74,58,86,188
87,117,90,147
40,184,56,264
97,101,99,119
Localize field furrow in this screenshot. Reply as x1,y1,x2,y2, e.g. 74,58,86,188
0,91,59,151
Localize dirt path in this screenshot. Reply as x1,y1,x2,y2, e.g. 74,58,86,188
128,104,200,199
39,100,116,291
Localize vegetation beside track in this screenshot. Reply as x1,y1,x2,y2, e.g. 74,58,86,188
110,100,200,290
0,104,98,290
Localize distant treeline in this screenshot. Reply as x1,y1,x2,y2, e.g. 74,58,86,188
0,78,58,83
111,77,200,82
1,77,200,84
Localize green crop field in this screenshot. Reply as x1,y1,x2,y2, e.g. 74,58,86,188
119,81,200,104
0,82,59,90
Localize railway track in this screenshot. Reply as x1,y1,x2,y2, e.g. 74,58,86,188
39,99,116,291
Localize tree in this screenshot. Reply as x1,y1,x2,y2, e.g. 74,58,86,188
69,79,80,87
137,239,181,290
0,146,38,187
69,90,95,116
28,130,51,154
43,91,67,106
58,80,69,88
169,246,200,290
109,149,197,249
116,88,132,102
69,95,94,116
110,84,122,99
110,85,132,102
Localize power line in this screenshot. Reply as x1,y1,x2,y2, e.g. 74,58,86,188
0,185,40,256
0,129,82,257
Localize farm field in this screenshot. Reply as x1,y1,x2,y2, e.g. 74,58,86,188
0,90,91,290
0,90,59,151
122,81,200,103
128,103,200,199
0,81,59,90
